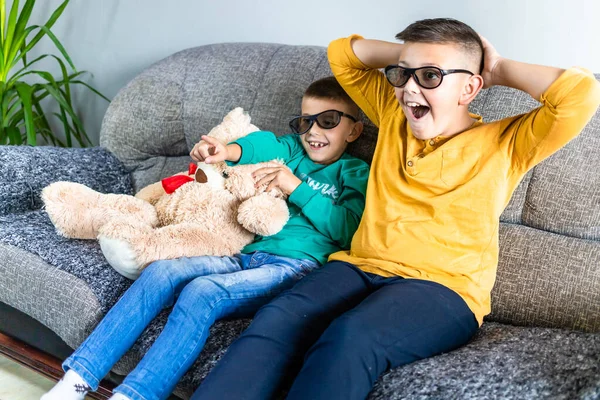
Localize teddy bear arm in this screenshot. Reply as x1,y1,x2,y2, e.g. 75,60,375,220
237,193,289,237
135,180,168,205
42,181,156,239
143,223,251,260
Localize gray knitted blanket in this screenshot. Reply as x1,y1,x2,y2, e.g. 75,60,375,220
0,146,134,310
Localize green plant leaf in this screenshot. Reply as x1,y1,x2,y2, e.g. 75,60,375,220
52,110,73,146
34,105,64,146
19,0,70,65
8,0,35,67
1,0,6,46
27,61,74,146
5,52,46,84
5,25,36,74
43,83,86,135
51,53,69,97
4,91,21,123
1,0,106,147
19,24,26,66
0,47,4,73
14,81,36,145
13,24,75,71
20,69,59,86
3,0,19,65
70,79,111,102
1,83,18,125
0,26,4,68
13,0,35,42
6,126,22,144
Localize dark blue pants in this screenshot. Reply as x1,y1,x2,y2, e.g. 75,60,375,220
192,261,478,400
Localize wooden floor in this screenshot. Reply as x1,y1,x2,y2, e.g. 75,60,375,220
0,331,115,400
0,332,181,400
0,353,185,400
0,353,95,400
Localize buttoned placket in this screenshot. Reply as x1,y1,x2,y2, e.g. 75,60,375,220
406,157,417,175
406,136,442,175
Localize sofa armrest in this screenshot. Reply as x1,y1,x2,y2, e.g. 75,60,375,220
0,146,132,215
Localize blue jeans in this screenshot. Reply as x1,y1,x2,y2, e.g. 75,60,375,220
193,261,478,400
62,252,318,400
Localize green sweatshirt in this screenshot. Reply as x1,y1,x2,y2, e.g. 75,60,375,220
228,131,369,265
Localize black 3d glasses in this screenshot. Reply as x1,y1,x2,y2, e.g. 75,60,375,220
384,65,473,89
289,109,357,135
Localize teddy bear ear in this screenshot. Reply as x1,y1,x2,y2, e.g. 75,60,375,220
195,168,208,183
204,107,260,145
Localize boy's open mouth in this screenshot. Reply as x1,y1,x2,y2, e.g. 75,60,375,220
406,102,430,120
308,140,328,150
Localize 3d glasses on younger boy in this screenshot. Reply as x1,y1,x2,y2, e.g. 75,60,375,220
289,109,357,135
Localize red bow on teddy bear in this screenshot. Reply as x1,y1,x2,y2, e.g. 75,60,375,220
161,163,198,194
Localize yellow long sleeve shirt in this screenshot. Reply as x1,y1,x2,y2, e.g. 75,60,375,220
327,35,600,325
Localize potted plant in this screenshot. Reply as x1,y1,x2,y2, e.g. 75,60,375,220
0,0,108,147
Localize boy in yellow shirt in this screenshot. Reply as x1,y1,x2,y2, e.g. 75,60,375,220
193,18,600,400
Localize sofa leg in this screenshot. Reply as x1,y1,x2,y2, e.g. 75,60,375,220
0,331,115,399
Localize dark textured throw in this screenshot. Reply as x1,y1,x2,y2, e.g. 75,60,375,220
0,145,132,215
368,322,600,400
0,210,131,312
0,145,134,311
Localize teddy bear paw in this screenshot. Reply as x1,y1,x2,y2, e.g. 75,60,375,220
41,181,103,239
97,219,150,280
237,194,289,236
98,235,143,280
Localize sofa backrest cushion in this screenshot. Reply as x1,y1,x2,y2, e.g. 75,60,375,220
470,75,600,332
470,76,600,240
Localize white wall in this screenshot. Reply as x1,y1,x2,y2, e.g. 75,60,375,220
16,0,600,145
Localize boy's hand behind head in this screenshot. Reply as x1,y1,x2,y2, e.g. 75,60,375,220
190,135,228,164
479,35,503,89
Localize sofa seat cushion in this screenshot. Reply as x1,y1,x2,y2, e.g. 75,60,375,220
0,210,131,313
368,322,599,400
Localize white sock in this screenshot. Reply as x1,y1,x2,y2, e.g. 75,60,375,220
109,393,131,400
40,369,92,400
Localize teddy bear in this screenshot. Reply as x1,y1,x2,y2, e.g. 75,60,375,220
41,108,290,280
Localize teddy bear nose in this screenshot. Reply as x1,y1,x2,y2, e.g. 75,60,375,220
195,169,208,183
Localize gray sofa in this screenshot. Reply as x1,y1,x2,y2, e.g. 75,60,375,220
0,42,599,400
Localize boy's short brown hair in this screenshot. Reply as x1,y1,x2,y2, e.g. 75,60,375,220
396,18,484,73
304,76,359,118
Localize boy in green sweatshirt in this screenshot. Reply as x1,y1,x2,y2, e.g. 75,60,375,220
191,81,368,264
42,76,369,400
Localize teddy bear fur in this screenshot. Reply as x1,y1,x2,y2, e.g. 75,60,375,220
42,108,290,280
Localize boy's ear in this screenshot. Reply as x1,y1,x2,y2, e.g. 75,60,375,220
346,121,364,143
458,74,484,106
